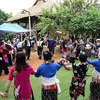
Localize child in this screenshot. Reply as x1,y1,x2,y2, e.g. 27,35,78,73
64,52,88,100
2,51,35,100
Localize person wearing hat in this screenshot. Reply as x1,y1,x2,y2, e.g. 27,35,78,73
87,53,100,100
0,38,9,75
35,50,63,100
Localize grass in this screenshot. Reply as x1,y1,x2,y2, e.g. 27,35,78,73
0,64,93,100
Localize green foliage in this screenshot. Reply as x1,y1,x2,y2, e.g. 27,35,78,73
37,5,72,35
63,0,98,16
36,0,99,37
69,7,100,37
0,9,12,25
0,9,12,39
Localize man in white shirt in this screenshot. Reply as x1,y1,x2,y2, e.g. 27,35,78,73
37,38,44,59
24,36,31,60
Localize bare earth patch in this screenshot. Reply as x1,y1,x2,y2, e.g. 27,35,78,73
0,46,62,81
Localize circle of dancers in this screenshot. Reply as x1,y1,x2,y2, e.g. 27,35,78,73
0,36,100,100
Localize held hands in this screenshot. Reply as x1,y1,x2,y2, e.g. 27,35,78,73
0,91,8,98
57,56,72,70
57,56,69,66
0,91,3,97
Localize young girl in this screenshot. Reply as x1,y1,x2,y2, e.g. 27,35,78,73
2,51,35,100
64,52,88,100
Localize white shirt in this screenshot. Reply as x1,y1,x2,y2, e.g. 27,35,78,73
17,42,22,48
27,40,30,47
37,41,43,46
86,44,91,49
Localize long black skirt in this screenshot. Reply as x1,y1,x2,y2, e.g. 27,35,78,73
89,81,100,100
42,88,57,100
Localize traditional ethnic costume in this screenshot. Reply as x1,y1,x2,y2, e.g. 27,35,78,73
0,39,11,75
69,63,88,100
35,51,62,100
87,59,100,100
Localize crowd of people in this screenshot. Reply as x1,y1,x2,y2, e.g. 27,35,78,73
0,34,33,76
0,34,100,100
58,37,100,100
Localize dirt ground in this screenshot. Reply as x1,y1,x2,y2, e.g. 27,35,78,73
0,45,62,81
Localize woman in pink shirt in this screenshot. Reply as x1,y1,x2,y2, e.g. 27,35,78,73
2,51,35,100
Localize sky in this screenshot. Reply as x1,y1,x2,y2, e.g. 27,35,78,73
0,0,59,15
0,0,99,16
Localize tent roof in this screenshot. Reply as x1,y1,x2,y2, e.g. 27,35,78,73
7,0,57,22
0,23,30,33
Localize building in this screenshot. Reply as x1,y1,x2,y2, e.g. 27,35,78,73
7,0,57,31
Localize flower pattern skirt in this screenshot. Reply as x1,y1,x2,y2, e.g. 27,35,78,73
69,77,86,99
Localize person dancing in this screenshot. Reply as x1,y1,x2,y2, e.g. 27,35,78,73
64,52,88,100
35,50,62,100
87,53,100,100
2,52,35,100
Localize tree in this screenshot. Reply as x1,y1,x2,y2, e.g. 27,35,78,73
0,9,12,25
0,9,12,39
63,0,98,16
37,5,72,35
36,0,99,37
69,7,100,37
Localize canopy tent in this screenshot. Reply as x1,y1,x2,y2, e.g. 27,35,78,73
0,23,30,33
0,23,30,41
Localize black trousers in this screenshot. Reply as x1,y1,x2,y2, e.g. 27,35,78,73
25,47,31,59
49,48,55,56
37,46,43,59
0,60,9,75
7,54,12,66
